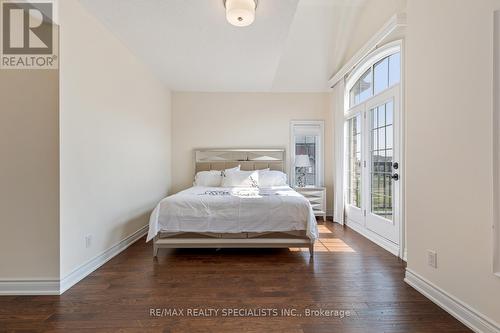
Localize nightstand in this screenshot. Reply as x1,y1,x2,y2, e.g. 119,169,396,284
294,186,327,222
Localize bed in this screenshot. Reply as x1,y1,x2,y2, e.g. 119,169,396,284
147,149,319,257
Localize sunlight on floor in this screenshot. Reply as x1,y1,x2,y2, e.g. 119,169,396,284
290,224,356,253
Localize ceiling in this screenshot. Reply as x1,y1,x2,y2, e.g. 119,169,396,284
78,0,404,92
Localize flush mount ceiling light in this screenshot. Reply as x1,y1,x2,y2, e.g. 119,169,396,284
223,0,258,27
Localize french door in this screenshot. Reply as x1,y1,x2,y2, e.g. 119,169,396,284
345,86,400,248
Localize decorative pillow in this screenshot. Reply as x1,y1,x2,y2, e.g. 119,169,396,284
194,170,223,187
258,170,288,188
221,170,259,188
257,168,270,175
221,165,240,177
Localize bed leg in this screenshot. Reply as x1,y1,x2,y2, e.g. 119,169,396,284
153,238,159,257
309,242,314,257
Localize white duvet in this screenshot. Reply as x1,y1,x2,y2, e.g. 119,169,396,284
146,186,319,242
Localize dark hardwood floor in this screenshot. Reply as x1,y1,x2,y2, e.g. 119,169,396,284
0,222,471,333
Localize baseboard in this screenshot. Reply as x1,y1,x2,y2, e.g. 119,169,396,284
60,225,148,294
405,269,500,333
345,220,399,256
0,225,148,295
0,280,60,295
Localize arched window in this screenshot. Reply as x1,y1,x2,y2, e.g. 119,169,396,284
346,45,401,110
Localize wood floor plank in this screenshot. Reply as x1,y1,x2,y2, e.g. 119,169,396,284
0,222,471,332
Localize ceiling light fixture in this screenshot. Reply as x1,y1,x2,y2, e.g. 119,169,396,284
223,0,258,27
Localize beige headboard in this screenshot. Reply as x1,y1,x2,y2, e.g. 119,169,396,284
195,149,285,174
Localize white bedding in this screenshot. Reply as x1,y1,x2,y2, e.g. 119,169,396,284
146,186,319,242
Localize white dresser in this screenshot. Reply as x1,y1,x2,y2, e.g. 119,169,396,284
294,187,327,221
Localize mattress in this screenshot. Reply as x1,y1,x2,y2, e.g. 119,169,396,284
147,186,319,242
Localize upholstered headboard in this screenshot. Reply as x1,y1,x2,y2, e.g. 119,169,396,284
195,149,285,174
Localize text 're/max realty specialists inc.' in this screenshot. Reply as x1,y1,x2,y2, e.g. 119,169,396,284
149,308,352,318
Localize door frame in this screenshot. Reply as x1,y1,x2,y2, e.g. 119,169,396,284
342,40,406,260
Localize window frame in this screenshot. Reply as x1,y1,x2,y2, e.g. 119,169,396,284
290,120,325,187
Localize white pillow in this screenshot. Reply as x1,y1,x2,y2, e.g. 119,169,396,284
257,168,270,175
221,170,259,187
258,170,287,187
194,170,222,187
222,165,240,176
193,166,241,186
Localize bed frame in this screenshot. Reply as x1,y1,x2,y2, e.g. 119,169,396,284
153,148,315,257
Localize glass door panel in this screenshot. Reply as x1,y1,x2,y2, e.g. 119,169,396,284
370,102,393,221
345,111,364,225
347,115,362,208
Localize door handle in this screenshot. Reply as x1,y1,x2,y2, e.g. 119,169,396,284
391,173,399,181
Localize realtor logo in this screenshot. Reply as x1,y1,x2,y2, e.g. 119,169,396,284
1,0,58,69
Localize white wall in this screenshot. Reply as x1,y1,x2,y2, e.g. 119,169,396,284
495,10,500,277
0,70,60,280
59,0,172,278
333,0,407,75
406,0,500,324
172,92,334,212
